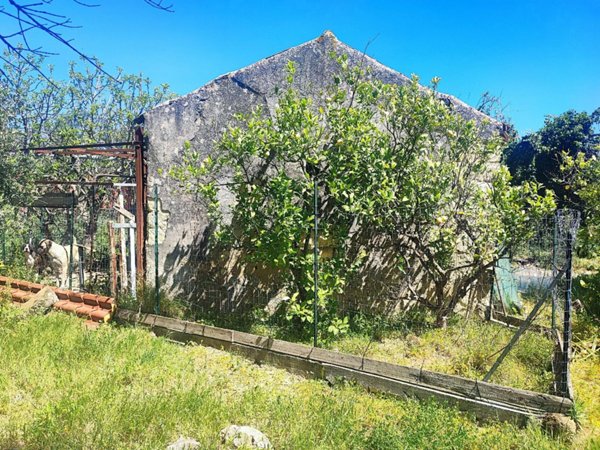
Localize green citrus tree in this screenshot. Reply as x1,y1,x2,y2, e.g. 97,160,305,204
172,60,554,333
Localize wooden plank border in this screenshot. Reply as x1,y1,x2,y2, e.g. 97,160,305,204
491,310,553,336
116,309,573,424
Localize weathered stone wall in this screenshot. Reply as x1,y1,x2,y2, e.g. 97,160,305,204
140,31,502,312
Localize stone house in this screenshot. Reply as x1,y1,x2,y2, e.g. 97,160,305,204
139,31,502,313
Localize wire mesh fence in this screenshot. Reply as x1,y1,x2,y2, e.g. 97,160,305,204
0,185,138,298
1,183,579,398
488,209,580,397
147,192,580,397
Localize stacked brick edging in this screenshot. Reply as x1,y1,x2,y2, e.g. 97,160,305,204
0,275,116,323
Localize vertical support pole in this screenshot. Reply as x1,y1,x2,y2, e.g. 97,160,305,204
118,190,128,292
68,193,75,290
561,231,574,398
1,226,5,264
108,223,117,297
89,184,96,279
313,177,319,348
551,216,558,330
130,224,136,299
134,127,145,286
154,185,160,314
1,210,6,264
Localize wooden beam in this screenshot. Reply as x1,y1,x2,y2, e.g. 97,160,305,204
116,309,573,423
113,205,135,221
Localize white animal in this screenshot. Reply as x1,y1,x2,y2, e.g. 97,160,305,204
38,238,73,288
24,238,75,288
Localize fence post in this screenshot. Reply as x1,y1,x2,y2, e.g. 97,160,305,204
154,185,160,315
561,230,574,398
313,176,319,348
1,225,5,264
551,216,558,330
68,193,75,290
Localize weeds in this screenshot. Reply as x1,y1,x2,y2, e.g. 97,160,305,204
123,285,556,392
0,308,571,449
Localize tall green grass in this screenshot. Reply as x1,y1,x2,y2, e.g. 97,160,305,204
326,317,555,392
0,306,569,449
124,285,557,393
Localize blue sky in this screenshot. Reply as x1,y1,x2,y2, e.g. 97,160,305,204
2,0,599,134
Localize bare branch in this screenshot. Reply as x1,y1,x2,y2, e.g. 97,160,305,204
144,0,174,12
72,0,100,7
0,0,175,82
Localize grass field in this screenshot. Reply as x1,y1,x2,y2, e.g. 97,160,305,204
0,304,580,449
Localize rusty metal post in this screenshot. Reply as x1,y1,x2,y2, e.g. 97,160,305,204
134,127,146,287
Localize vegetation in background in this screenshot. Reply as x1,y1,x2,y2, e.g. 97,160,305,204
564,147,600,257
0,306,573,449
504,108,599,209
0,52,174,269
171,58,554,337
0,52,173,204
475,91,516,138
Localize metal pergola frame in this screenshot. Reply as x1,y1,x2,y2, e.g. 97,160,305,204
20,127,146,283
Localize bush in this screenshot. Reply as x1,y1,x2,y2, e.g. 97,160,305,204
573,271,600,322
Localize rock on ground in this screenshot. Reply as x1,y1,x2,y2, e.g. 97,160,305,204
166,436,200,450
20,286,58,315
220,425,272,449
542,413,577,439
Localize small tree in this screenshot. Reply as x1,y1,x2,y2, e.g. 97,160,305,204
504,108,600,207
172,60,554,333
0,52,174,256
563,151,600,256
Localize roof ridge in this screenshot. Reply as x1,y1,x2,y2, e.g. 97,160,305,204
145,31,501,131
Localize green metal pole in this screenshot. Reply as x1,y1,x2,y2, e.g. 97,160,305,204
68,194,75,290
551,216,558,330
154,185,160,315
1,227,5,264
313,177,319,348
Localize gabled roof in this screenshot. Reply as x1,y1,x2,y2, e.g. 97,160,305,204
144,31,501,134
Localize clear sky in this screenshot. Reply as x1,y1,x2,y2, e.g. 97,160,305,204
1,0,599,135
